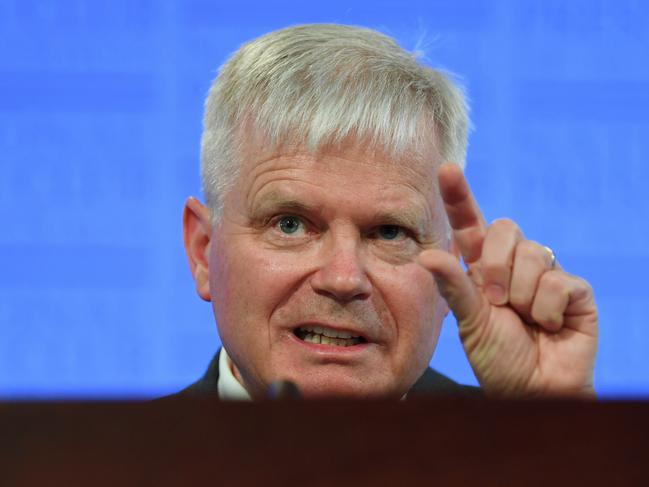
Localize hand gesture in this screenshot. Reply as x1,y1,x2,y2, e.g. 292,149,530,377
419,163,598,397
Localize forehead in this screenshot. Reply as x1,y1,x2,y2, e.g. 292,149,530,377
241,151,437,214
238,133,440,186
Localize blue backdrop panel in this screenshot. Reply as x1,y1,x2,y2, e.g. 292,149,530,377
1,0,647,398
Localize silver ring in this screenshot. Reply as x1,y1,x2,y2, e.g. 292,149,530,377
544,246,556,269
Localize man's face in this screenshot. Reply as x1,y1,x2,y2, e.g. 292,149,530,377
208,142,450,399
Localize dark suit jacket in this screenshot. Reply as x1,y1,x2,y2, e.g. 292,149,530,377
173,350,481,399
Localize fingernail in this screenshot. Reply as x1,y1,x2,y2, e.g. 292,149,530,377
486,284,506,304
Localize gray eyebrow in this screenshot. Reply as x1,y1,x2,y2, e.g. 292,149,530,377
251,191,318,216
372,209,419,228
370,204,433,236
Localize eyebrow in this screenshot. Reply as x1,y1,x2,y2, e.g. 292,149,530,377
250,191,319,219
371,209,428,236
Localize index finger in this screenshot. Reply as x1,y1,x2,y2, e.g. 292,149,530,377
438,162,487,265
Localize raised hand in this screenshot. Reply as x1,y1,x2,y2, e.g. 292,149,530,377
419,163,598,397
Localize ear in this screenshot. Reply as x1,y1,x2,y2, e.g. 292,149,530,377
183,197,213,301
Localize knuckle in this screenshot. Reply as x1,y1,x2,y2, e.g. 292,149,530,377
542,270,568,295
571,274,595,300
516,240,547,265
575,275,594,294
491,218,518,234
482,260,505,279
509,290,528,310
530,302,561,328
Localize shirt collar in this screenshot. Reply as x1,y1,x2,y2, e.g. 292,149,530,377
217,347,252,401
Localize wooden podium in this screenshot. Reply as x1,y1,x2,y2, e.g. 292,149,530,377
2,398,648,486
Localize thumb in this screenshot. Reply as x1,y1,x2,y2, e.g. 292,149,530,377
418,248,484,326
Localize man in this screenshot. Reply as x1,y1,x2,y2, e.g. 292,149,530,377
180,24,598,400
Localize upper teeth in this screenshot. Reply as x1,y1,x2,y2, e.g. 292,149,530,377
299,325,358,339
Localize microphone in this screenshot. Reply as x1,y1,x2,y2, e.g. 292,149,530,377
267,380,301,400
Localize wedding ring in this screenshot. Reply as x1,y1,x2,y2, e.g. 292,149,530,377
544,246,557,269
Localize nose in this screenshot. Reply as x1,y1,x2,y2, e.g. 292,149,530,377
310,234,372,302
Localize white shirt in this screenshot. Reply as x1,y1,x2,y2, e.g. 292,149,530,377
217,347,252,401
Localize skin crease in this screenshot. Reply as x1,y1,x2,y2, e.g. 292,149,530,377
185,141,453,399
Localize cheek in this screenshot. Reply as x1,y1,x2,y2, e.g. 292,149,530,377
209,239,308,327
375,262,444,343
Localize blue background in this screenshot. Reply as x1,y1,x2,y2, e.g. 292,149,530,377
1,0,648,398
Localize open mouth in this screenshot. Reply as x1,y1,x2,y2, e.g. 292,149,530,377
293,325,367,347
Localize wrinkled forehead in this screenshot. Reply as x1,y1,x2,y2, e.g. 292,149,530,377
235,122,442,184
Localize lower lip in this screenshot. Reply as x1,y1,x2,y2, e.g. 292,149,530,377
288,333,371,356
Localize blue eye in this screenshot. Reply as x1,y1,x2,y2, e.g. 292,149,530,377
377,225,403,240
278,216,302,235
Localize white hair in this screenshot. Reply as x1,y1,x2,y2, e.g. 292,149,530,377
201,23,470,222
